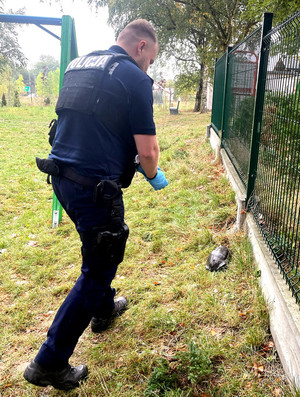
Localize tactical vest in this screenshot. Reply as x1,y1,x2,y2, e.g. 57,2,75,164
55,51,137,115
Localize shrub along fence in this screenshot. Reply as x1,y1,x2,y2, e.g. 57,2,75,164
211,11,300,305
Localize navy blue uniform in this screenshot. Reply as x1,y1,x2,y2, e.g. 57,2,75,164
34,46,156,370
50,45,155,180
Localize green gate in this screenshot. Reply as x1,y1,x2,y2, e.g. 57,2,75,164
0,14,78,227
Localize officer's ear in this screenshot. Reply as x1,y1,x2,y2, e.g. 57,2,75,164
137,40,146,54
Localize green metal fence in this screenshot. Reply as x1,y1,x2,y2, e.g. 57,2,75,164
211,11,300,304
250,12,300,303
211,52,227,135
222,27,262,186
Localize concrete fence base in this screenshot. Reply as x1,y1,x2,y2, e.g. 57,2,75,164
207,124,300,390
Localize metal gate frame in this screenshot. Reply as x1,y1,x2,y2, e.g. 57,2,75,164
0,13,78,227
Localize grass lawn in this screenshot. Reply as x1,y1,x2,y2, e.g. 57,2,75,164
0,104,295,396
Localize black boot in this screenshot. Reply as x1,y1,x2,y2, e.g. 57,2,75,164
91,296,128,333
23,360,88,390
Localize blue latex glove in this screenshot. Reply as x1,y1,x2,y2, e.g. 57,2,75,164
137,164,169,191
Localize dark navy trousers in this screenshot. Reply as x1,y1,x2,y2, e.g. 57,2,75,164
35,176,124,370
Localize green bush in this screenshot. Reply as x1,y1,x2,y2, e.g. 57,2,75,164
145,342,213,395
144,359,179,396
176,341,213,385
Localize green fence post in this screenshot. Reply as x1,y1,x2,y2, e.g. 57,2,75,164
210,57,218,132
246,12,273,202
52,15,78,227
220,46,233,147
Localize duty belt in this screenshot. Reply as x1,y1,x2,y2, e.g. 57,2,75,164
36,157,123,227
35,157,114,188
61,166,100,187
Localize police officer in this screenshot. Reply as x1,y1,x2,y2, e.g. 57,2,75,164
24,19,168,390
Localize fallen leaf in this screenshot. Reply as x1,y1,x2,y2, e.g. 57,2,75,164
44,310,55,317
261,341,275,352
27,240,39,247
274,387,282,396
253,363,264,375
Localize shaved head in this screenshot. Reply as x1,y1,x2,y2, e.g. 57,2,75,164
117,19,157,47
116,19,159,73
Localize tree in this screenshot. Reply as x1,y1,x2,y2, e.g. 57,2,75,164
15,73,25,94
23,55,59,96
35,66,60,104
0,1,27,72
35,71,47,99
45,0,300,111
31,55,59,79
13,90,20,107
174,72,199,100
245,0,300,24
86,0,263,112
0,65,14,105
1,93,6,106
46,67,60,98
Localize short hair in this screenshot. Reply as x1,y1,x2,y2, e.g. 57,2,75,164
117,19,157,44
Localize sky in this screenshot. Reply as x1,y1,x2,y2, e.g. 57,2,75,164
8,0,116,67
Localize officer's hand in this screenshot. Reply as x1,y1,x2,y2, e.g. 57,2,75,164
148,169,169,190
137,165,169,191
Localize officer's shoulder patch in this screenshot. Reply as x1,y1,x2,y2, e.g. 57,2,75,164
108,62,120,76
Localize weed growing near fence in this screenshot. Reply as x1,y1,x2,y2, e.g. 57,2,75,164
0,105,294,396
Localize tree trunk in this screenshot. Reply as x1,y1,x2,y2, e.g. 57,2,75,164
193,76,203,112
193,64,204,112
201,77,208,113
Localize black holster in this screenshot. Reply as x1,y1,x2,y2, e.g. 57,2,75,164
36,158,60,184
81,223,129,268
93,180,121,205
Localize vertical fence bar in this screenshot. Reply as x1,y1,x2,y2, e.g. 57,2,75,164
52,15,78,227
220,46,233,146
210,57,219,133
246,13,273,201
